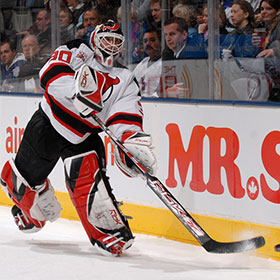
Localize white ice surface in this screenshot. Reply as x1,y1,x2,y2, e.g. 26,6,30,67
0,205,280,280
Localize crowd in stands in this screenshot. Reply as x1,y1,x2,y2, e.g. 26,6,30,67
0,0,279,100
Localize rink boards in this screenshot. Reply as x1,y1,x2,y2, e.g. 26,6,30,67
0,93,280,260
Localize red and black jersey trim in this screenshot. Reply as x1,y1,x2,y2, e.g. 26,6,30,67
105,112,143,129
40,63,75,90
44,92,101,137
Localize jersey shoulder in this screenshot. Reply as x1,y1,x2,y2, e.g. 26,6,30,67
113,60,127,69
111,65,135,83
64,39,90,50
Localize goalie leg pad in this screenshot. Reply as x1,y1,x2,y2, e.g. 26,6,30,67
64,151,134,256
0,160,62,232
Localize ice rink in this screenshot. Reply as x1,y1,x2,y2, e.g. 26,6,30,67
0,205,279,280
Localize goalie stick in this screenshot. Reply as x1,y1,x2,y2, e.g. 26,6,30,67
92,114,265,254
275,244,280,252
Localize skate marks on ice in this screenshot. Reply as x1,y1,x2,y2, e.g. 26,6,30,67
0,206,279,280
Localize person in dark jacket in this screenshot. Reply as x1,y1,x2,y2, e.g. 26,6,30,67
162,16,207,60
17,35,45,92
221,0,259,58
0,40,25,91
35,9,52,59
255,0,280,101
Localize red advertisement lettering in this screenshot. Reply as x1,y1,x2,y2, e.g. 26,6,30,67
165,124,206,190
166,124,245,198
260,131,280,203
6,117,24,154
207,127,244,198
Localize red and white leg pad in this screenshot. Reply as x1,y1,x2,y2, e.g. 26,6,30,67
64,151,134,256
0,159,62,233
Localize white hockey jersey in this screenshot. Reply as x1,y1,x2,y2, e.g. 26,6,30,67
39,40,143,144
133,57,162,97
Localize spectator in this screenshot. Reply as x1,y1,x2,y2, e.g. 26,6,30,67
0,9,17,45
254,0,280,101
179,0,207,9
163,17,207,60
150,0,162,31
0,13,5,32
221,0,234,31
0,40,25,91
231,0,255,32
75,8,102,42
172,4,198,38
198,5,209,41
254,7,265,28
117,6,141,63
60,7,76,44
95,0,119,22
35,9,52,58
131,0,151,22
198,4,228,42
45,0,68,9
16,35,44,92
256,0,280,58
220,3,230,35
0,5,14,34
221,0,258,58
246,0,262,12
83,0,94,9
133,27,162,97
195,7,204,26
67,0,86,26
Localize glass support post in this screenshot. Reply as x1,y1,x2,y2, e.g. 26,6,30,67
51,0,61,52
121,0,132,66
207,0,220,99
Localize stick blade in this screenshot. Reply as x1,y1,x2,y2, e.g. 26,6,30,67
274,244,280,252
203,236,265,253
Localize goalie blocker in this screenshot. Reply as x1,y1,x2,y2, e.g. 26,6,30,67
73,64,105,117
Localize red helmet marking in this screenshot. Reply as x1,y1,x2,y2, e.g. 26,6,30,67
103,23,119,32
90,29,99,48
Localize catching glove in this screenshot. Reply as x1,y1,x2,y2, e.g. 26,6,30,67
114,131,157,178
73,64,105,117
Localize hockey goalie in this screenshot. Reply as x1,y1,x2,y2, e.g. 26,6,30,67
0,20,156,256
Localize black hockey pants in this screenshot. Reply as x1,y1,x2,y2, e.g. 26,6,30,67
15,106,106,188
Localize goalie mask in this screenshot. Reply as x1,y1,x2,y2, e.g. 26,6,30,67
90,20,125,67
